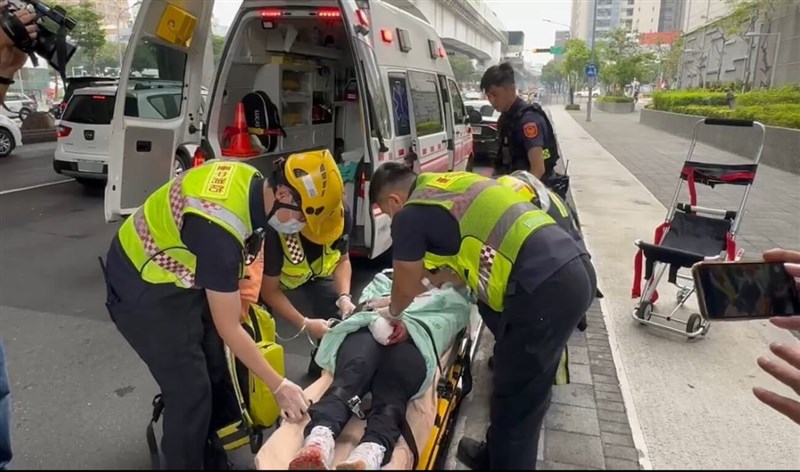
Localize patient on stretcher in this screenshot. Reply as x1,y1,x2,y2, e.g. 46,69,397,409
287,271,471,470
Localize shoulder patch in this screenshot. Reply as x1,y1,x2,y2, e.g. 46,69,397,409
523,122,539,139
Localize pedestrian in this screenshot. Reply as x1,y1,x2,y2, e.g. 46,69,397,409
100,150,345,469
260,162,355,376
367,162,597,470
481,62,562,183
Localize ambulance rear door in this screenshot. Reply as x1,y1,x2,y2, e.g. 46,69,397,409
104,0,215,222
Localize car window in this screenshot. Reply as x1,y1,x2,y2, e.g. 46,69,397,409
447,79,466,125
388,74,411,137
126,40,187,120
62,95,117,125
408,70,444,136
145,93,182,119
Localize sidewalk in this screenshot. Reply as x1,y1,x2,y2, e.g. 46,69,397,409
550,105,799,469
566,106,800,256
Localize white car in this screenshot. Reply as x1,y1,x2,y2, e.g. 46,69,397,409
54,84,195,186
464,91,484,100
575,89,600,98
1,92,36,121
0,114,22,158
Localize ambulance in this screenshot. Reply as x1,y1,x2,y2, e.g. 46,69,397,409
104,0,474,259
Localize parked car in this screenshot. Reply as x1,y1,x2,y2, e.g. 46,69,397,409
464,91,483,100
575,89,600,98
0,114,22,157
50,76,119,120
465,99,500,163
1,92,36,121
53,83,195,186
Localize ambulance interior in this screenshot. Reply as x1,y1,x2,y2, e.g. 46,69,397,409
208,5,371,242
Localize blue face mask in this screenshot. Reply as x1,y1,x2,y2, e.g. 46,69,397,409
269,214,305,234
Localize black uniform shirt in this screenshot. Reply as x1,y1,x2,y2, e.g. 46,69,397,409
501,98,550,171
262,205,353,278
391,181,587,297
106,176,270,296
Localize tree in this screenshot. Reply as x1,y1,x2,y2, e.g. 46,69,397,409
131,43,158,72
725,0,786,88
540,60,563,93
661,37,684,89
560,39,590,104
448,56,476,84
62,3,106,74
212,35,225,66
598,28,656,94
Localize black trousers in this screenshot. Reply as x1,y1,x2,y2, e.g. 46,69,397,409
284,277,340,321
105,282,239,470
477,255,597,469
304,328,425,465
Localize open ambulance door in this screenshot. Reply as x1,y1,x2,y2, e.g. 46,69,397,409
339,0,394,259
104,0,215,222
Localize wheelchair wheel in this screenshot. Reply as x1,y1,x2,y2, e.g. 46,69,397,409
686,313,702,335
635,302,653,322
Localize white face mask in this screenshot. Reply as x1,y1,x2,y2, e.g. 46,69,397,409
268,215,305,234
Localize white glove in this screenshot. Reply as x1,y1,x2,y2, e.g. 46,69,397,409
369,317,395,345
364,296,391,310
336,294,356,319
273,378,311,423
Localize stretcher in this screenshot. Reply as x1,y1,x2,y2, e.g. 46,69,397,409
256,273,482,470
630,118,766,338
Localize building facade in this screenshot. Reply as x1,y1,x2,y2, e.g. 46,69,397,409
60,0,132,39
571,0,667,46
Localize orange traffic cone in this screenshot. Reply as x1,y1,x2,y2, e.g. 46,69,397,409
222,102,259,158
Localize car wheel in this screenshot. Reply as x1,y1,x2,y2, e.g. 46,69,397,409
18,107,31,121
173,151,191,176
0,128,15,157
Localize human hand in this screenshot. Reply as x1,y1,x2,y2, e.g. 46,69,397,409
273,378,311,423
364,296,391,310
386,320,409,345
0,1,38,49
304,317,331,339
763,248,800,291
753,326,800,425
336,294,356,319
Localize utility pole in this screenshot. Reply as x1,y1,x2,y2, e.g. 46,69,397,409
586,0,598,122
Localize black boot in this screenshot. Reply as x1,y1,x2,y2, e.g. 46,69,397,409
577,315,588,332
488,355,494,371
308,347,322,378
456,437,489,470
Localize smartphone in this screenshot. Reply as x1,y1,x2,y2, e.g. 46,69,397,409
692,261,800,320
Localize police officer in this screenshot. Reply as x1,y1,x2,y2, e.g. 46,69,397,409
367,162,597,470
260,151,355,375
101,151,345,469
481,63,564,190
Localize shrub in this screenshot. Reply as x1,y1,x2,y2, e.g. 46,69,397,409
668,104,800,129
597,95,634,103
651,91,728,110
565,104,581,110
735,86,800,107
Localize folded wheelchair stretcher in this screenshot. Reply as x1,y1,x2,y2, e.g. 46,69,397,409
630,118,766,338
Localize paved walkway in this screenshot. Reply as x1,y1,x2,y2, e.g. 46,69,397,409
552,105,799,469
566,106,800,257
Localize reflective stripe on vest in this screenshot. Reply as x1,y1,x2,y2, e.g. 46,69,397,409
278,233,341,290
409,172,556,311
118,162,258,287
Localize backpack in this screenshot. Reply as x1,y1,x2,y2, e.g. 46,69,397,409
242,91,286,153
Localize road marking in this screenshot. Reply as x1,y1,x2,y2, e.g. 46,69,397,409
0,179,75,195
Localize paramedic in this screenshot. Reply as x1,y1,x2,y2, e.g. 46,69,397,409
288,273,470,470
482,63,558,180
259,164,354,375
367,163,597,470
100,151,342,469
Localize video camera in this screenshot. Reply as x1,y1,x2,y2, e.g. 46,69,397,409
1,0,77,80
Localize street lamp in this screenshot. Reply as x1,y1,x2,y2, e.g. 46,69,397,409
117,1,142,71
745,31,781,89
542,19,571,29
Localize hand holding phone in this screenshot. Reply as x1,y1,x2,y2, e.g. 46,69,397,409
692,260,800,320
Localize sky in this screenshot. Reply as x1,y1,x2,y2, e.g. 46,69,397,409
208,0,573,65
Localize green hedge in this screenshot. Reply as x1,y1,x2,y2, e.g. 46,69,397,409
670,104,800,129
736,87,800,106
651,91,729,110
597,95,634,103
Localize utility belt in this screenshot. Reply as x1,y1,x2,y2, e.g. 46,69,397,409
146,303,285,469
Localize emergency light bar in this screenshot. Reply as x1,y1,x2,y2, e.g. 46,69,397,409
260,8,342,18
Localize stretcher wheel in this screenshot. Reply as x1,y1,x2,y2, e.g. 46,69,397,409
635,302,653,322
686,313,702,335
